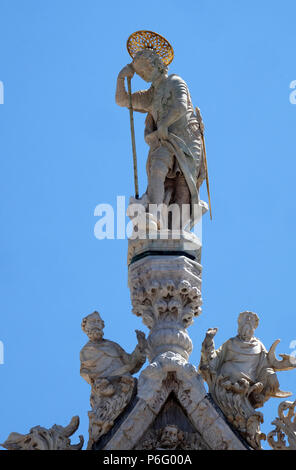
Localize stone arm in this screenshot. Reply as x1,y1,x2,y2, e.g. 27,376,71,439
144,113,159,149
199,328,223,386
126,344,146,375
200,328,219,363
125,329,147,374
144,113,156,138
80,348,98,385
115,72,152,113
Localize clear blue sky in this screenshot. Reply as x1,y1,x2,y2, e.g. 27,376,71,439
0,0,295,450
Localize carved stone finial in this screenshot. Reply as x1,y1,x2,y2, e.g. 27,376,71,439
267,400,296,450
1,416,84,450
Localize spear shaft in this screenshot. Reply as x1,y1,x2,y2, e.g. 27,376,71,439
127,77,139,199
195,107,212,220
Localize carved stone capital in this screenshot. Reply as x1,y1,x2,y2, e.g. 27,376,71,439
128,254,202,362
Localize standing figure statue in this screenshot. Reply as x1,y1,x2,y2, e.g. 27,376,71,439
116,31,208,230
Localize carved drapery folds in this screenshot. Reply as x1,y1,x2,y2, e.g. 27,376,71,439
1,416,83,450
199,312,296,450
267,400,296,450
80,311,147,448
128,255,202,362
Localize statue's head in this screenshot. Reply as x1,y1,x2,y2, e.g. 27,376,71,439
132,49,168,83
159,425,181,448
237,311,259,341
81,311,105,342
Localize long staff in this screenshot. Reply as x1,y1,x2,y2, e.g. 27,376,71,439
127,77,139,199
195,107,212,220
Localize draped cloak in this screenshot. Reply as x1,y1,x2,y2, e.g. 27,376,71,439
130,74,206,226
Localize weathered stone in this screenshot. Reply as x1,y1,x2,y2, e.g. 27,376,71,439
128,254,202,363
127,230,201,265
1,416,83,451
190,397,221,434
104,399,155,450
267,400,296,450
80,311,147,448
116,36,207,231
199,311,296,449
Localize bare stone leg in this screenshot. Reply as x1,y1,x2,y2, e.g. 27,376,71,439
147,146,172,206
173,173,191,230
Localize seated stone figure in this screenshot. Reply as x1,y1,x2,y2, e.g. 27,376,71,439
199,311,296,449
80,311,147,448
80,311,146,383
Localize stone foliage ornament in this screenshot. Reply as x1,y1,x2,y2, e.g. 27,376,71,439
267,400,296,450
80,311,147,448
1,416,83,450
128,254,202,363
88,375,135,449
199,311,296,449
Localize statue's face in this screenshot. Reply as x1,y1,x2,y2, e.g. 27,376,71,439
133,56,157,82
160,426,179,447
238,313,257,340
85,317,104,341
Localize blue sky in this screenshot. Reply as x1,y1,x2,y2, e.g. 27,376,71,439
0,0,295,450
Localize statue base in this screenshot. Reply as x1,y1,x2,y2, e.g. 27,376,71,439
127,229,201,266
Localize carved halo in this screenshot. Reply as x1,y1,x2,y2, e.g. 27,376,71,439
126,30,174,66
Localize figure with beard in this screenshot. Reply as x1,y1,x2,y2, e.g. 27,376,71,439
80,311,147,384
80,311,147,448
157,425,183,449
200,311,296,410
199,311,296,448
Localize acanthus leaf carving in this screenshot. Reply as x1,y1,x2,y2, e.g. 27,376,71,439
267,400,296,450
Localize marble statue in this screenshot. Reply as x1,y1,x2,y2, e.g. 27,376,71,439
116,41,207,230
267,400,296,450
199,311,296,449
1,416,83,450
80,311,147,448
80,311,147,382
